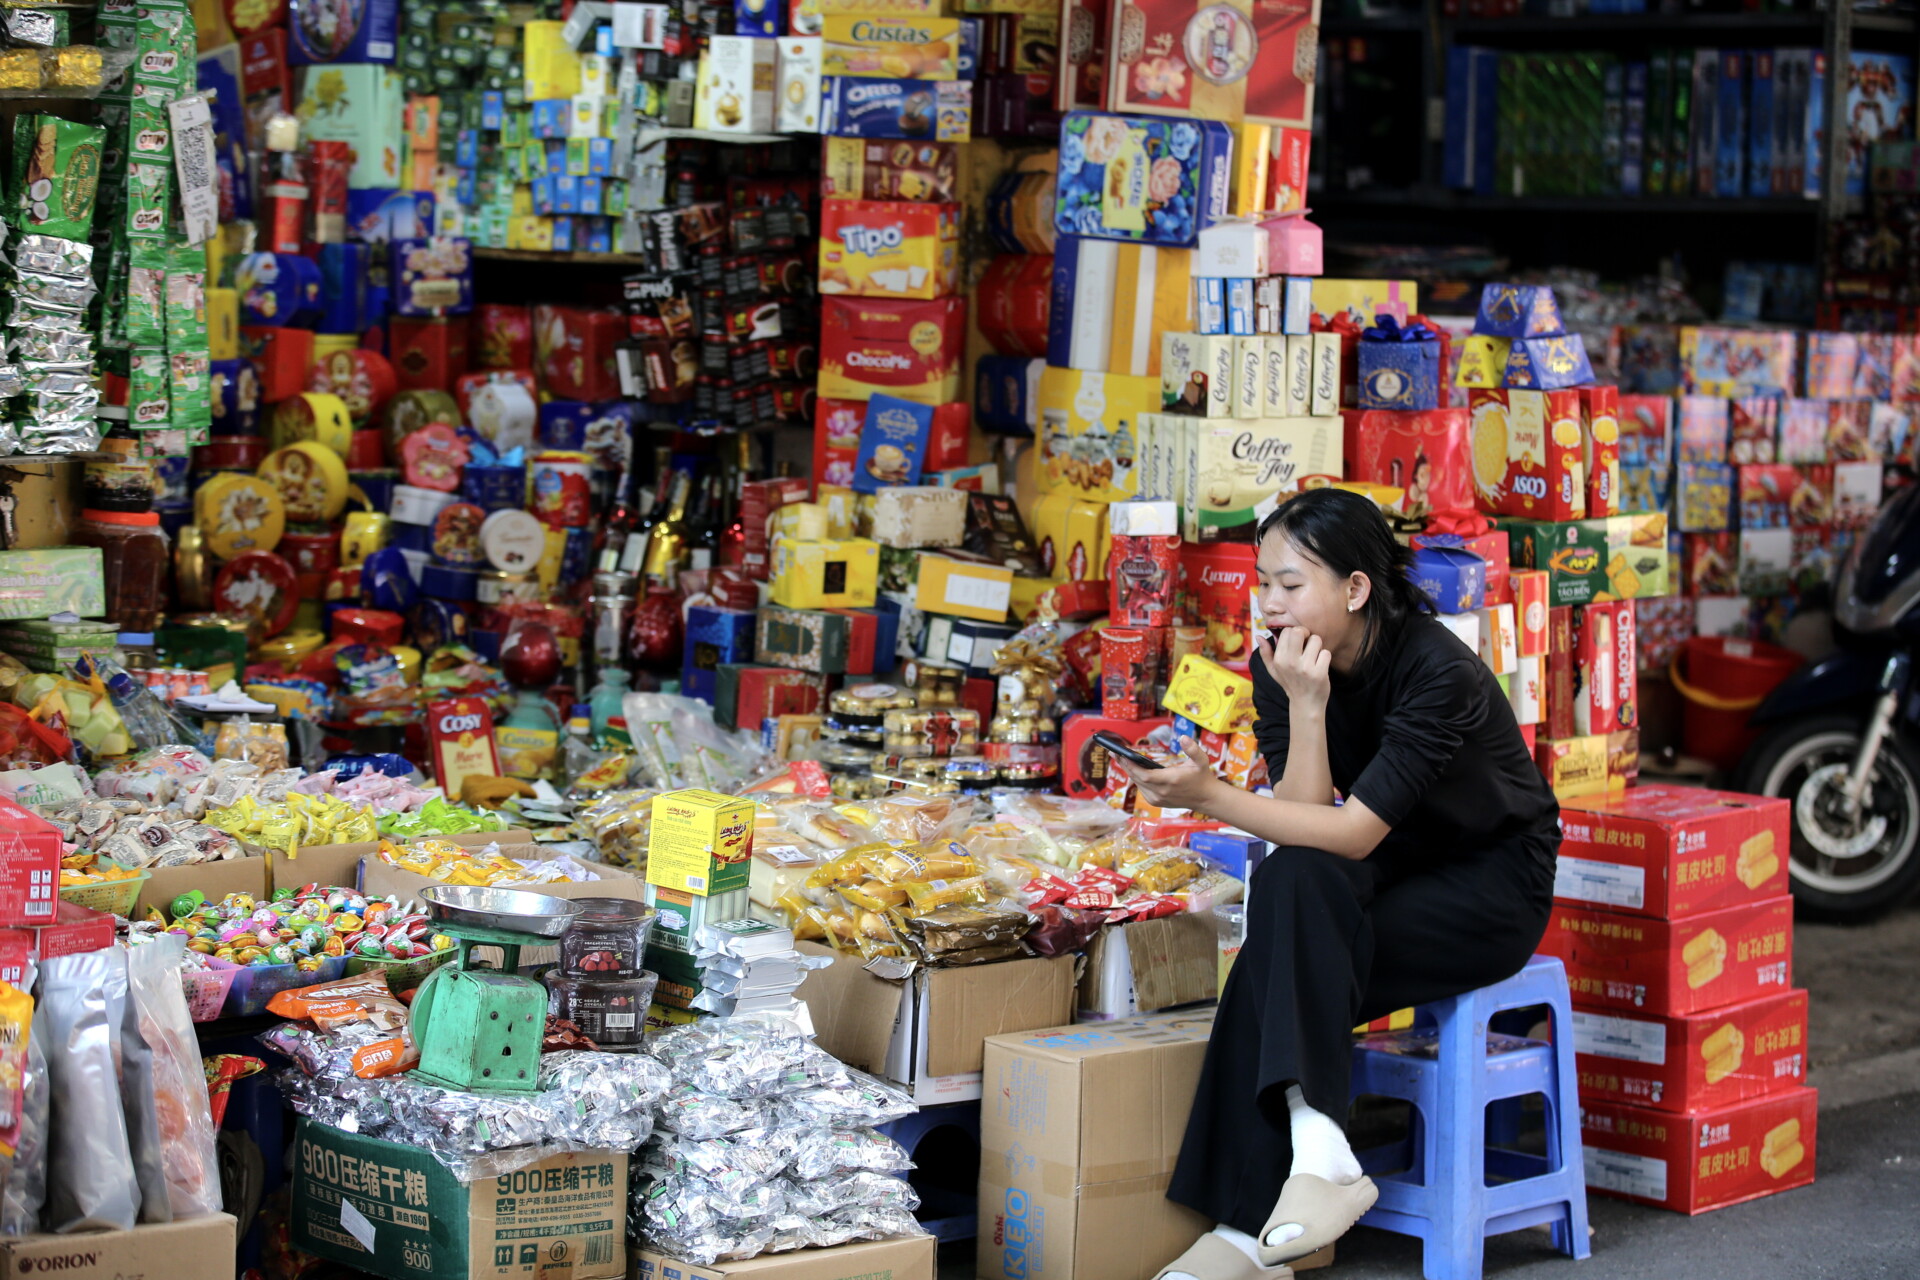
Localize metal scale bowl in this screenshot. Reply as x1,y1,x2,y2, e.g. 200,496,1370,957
409,886,583,1094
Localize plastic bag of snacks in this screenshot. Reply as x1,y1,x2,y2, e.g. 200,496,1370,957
126,938,222,1219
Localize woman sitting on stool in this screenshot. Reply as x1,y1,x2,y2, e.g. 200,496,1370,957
1121,487,1561,1280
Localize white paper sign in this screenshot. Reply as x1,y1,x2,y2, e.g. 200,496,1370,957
167,93,218,246
339,1197,377,1252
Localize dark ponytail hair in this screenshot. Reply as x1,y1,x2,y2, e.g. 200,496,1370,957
1255,487,1433,665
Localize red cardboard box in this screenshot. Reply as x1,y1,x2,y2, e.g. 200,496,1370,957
1580,1086,1817,1213
819,296,967,404
1573,599,1636,737
925,402,972,471
1514,569,1550,658
240,326,316,402
1545,605,1576,740
826,608,880,675
533,305,624,401
721,666,828,732
1178,542,1259,665
0,799,60,925
1342,408,1474,519
24,902,116,960
0,931,29,986
1540,894,1794,1017
1573,988,1809,1114
1062,712,1171,799
389,316,470,391
1580,386,1621,518
1469,388,1585,522
1557,785,1790,919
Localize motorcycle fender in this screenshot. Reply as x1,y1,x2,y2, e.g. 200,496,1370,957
1749,651,1886,726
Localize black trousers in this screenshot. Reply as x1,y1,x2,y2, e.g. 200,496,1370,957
1166,832,1558,1237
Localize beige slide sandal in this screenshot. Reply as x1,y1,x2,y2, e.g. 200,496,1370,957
1153,1233,1295,1280
1256,1173,1379,1267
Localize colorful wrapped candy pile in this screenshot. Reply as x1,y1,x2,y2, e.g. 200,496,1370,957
161,886,453,969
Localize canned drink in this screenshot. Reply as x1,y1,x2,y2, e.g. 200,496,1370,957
144,668,170,696
528,451,593,528
1100,627,1158,719
187,670,210,697
169,669,192,703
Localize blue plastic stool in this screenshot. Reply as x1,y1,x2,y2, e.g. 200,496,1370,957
878,1100,982,1242
1348,954,1592,1280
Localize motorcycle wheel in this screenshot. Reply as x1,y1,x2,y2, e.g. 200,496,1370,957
1734,713,1920,922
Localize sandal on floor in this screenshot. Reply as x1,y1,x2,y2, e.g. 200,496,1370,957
1256,1173,1379,1268
1153,1233,1294,1280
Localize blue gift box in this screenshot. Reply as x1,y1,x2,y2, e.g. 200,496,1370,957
462,462,525,512
853,394,934,494
317,243,369,334
1189,830,1268,881
1503,333,1595,391
1409,545,1488,614
390,237,474,318
209,359,254,436
683,606,759,703
288,0,398,65
1474,282,1566,339
456,130,480,168
347,189,434,243
818,77,974,141
875,591,926,661
1358,336,1442,410
975,355,1040,436
579,177,603,215
733,0,784,36
531,176,557,215
540,400,595,449
530,99,571,140
1053,112,1233,248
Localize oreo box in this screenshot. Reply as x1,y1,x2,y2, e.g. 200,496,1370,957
819,76,974,140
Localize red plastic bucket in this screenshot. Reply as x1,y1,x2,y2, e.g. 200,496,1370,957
1670,635,1804,770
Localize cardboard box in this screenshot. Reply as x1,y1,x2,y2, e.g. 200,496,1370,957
798,943,1076,1102
1573,599,1637,737
978,1011,1336,1280
819,296,966,404
648,789,755,897
291,1121,627,1280
0,796,60,924
0,1215,237,1280
1540,894,1794,1017
137,854,272,920
1556,786,1790,919
1580,1086,1817,1214
0,547,106,622
1536,734,1611,801
1502,511,1671,607
634,1236,936,1279
1573,988,1809,1114
1078,913,1218,1018
1160,653,1255,733
770,537,880,609
917,554,1015,622
1469,388,1585,521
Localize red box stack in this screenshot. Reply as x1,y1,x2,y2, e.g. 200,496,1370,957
1542,785,1816,1214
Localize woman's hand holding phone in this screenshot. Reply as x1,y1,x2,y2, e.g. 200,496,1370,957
1117,736,1221,811
1260,626,1332,712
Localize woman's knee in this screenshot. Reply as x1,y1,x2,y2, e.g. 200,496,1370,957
1253,845,1361,899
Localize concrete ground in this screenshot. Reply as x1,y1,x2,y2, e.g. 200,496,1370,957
942,898,1920,1280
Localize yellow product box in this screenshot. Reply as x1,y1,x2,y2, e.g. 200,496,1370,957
1454,334,1512,389
206,287,239,360
1029,490,1108,580
508,215,554,252
648,788,756,896
1037,366,1158,503
522,21,583,100
1232,122,1272,217
916,554,1015,621
1162,652,1257,734
772,501,830,541
821,15,965,78
817,485,857,538
1536,734,1612,801
819,200,959,299
771,536,880,609
1309,278,1420,329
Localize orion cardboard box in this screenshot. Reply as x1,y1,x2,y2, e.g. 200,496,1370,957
797,941,1076,1103
0,1214,237,1280
1557,786,1790,919
635,1236,935,1279
291,1120,627,1280
1573,987,1809,1114
1580,1086,1817,1214
977,1011,1332,1280
1539,894,1794,1017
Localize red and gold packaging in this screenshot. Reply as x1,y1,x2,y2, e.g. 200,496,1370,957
1514,569,1550,658
533,305,625,401
1099,626,1161,720
1061,712,1169,799
308,141,350,244
1545,605,1576,741
1178,541,1259,665
426,696,502,799
241,325,317,402
1342,407,1474,518
1580,1086,1816,1214
472,304,535,370
389,317,470,392
1580,385,1621,518
1469,388,1586,521
741,477,812,580
1557,785,1789,919
1540,894,1794,1018
1573,599,1637,737
819,296,967,404
1574,988,1808,1115
1267,126,1311,213
1110,533,1180,628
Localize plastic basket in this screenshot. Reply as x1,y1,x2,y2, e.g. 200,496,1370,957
224,953,349,1018
182,958,242,1022
345,947,457,992
59,870,151,919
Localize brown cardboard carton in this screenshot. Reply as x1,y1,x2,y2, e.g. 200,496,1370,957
1079,914,1217,1019
978,1011,1329,1280
0,1214,237,1280
633,1236,936,1279
270,829,540,894
138,855,270,918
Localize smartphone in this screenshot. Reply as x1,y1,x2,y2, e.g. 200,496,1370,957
1091,729,1163,771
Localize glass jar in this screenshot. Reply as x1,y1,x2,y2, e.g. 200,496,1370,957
69,509,170,633
558,897,657,978
543,970,658,1051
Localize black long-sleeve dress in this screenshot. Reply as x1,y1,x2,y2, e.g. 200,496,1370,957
1165,613,1563,1236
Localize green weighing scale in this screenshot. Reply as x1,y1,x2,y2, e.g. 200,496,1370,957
411,885,584,1093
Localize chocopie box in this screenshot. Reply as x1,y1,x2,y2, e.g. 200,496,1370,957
819,76,974,140
1573,988,1809,1115
287,0,399,66
820,295,966,403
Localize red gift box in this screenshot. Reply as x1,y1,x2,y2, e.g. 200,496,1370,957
975,253,1052,358
1573,987,1808,1115
1343,408,1475,520
1178,542,1258,665
926,402,972,472
826,608,880,675
1580,386,1622,518
962,676,998,727
1038,578,1109,621
1545,605,1576,741
1110,534,1179,628
533,305,624,401
725,666,827,732
472,304,534,369
1061,712,1170,799
241,326,316,402
22,901,114,960
0,798,60,925
333,608,408,647
1541,894,1794,1018
1579,1086,1816,1214
820,296,967,405
1557,785,1789,919
389,316,470,392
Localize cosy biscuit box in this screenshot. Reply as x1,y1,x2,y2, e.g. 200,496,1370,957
1557,786,1789,919
1469,388,1585,521
1573,988,1809,1115
1540,894,1794,1018
819,296,966,403
1580,1086,1817,1214
818,199,960,299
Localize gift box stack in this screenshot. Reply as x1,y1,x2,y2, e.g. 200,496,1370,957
1539,787,1816,1215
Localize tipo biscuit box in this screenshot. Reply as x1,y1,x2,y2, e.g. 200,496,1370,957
1573,988,1809,1114
819,296,966,403
1556,786,1790,919
1539,894,1794,1017
818,200,960,298
1182,416,1342,543
1468,388,1586,521
1580,1086,1817,1214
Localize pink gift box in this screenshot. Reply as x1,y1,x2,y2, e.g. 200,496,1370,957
1262,213,1323,277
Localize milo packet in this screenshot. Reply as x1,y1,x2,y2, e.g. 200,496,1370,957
131,0,190,92
125,241,168,345
170,349,210,436
125,158,169,240
17,115,105,241
127,346,170,428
